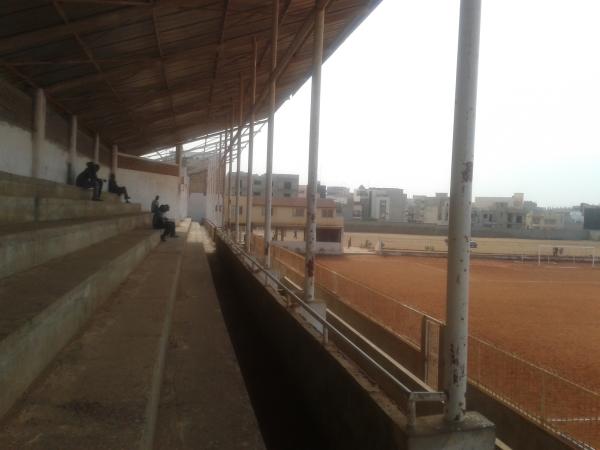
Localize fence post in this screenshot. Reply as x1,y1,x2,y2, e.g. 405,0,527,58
420,316,430,383
437,325,446,392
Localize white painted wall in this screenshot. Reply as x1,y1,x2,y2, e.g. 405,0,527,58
117,167,184,220
188,193,207,221
0,122,33,177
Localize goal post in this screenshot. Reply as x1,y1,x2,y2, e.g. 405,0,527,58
537,244,596,267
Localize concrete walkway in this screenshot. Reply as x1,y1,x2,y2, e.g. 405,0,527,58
154,222,265,449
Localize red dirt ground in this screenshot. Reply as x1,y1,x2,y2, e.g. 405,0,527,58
318,254,600,393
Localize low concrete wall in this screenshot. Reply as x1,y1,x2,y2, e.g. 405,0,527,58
272,240,343,255
217,236,412,450
345,220,589,241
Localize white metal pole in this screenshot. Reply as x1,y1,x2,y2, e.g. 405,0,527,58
246,37,258,253
220,131,227,228
264,0,279,267
226,117,233,233
111,144,118,175
93,133,100,165
304,4,325,303
32,88,46,179
444,0,482,424
235,76,244,243
68,115,77,184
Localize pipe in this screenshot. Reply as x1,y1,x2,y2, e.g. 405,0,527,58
235,75,244,243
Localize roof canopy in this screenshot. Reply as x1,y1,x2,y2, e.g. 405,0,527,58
0,0,379,155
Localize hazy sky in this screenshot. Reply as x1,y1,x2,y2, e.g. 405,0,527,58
243,0,600,207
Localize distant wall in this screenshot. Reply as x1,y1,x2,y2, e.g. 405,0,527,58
344,220,589,241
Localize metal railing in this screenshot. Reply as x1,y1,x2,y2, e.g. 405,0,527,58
206,222,446,427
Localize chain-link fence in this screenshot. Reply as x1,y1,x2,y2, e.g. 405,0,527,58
246,231,599,448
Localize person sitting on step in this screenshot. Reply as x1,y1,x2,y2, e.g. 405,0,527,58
108,173,131,203
152,204,178,241
75,162,103,201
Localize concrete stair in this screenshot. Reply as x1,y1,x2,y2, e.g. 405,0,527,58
0,229,160,421
0,170,141,223
0,213,151,279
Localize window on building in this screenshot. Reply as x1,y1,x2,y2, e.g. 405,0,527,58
239,206,243,215
516,215,522,223
253,179,261,185
293,207,304,217
284,181,292,189
322,209,334,218
284,193,291,197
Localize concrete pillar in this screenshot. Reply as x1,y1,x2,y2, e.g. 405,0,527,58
304,4,325,303
264,0,279,267
246,37,258,252
111,144,118,175
31,88,46,179
444,0,482,423
235,75,244,243
93,133,100,165
67,115,77,185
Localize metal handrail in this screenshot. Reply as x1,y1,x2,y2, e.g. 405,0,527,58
211,224,446,427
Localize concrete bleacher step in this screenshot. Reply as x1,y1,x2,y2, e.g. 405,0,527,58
0,170,121,203
0,221,189,450
0,228,160,422
0,212,151,279
1,195,141,223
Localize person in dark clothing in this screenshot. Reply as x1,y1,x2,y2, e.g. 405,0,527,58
151,195,160,214
108,173,131,203
153,204,177,241
76,162,103,201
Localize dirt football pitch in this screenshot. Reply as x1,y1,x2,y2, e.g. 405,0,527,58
318,253,600,393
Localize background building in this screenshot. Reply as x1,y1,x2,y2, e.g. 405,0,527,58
231,173,299,198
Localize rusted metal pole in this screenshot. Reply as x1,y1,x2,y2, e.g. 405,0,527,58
32,88,46,179
444,0,482,424
245,37,258,253
68,115,77,184
93,133,100,165
220,131,227,228
264,0,279,267
235,75,244,243
225,113,233,232
304,4,325,303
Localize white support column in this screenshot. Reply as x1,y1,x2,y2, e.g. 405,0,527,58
444,0,482,424
226,113,234,232
245,37,258,253
93,133,100,165
235,75,244,243
264,0,279,267
219,132,226,228
175,143,183,177
111,144,118,175
68,115,78,184
304,4,325,303
31,88,46,179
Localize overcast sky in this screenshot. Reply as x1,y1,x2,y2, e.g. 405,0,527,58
243,0,600,207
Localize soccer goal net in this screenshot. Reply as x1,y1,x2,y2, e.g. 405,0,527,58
537,245,596,266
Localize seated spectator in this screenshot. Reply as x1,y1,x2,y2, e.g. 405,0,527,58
75,162,103,201
108,173,131,203
153,204,178,242
151,195,160,214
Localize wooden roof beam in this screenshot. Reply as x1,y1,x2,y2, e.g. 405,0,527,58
207,0,230,116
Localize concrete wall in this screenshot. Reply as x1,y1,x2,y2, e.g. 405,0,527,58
216,236,414,450
345,220,590,241
273,240,343,255
117,168,185,220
